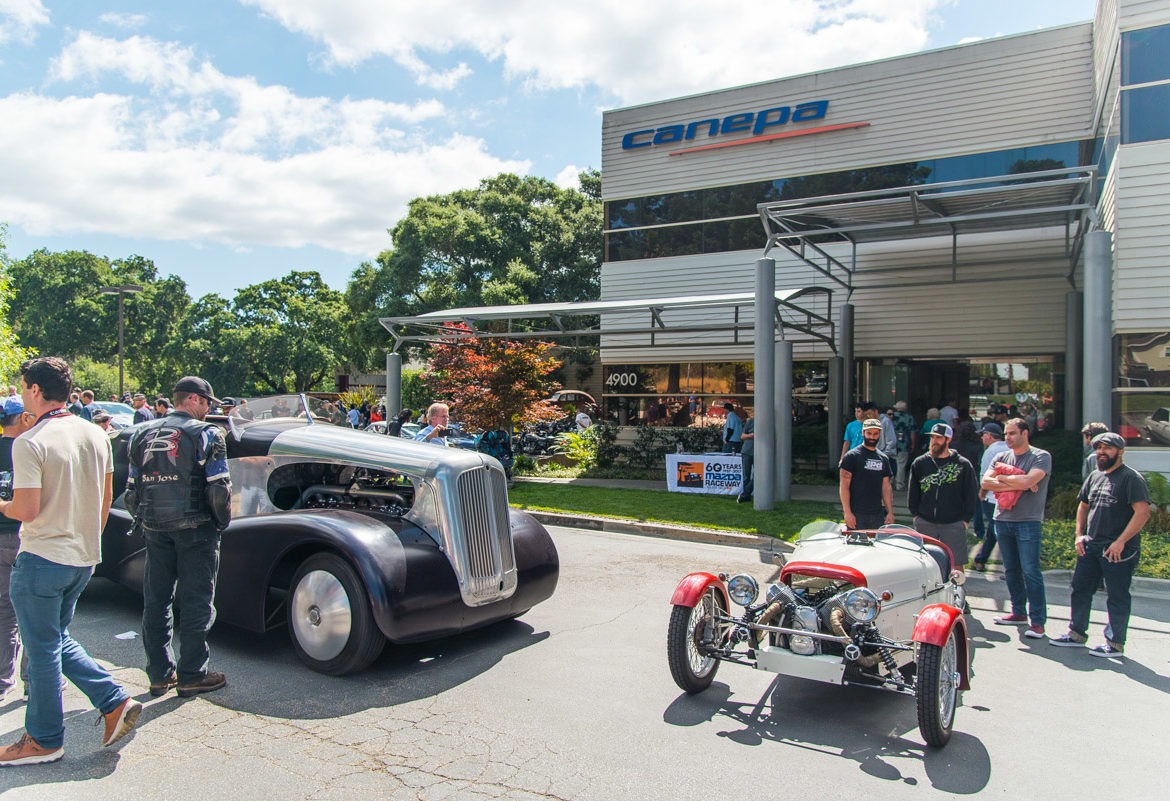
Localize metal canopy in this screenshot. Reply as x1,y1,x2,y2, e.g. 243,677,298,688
379,287,836,353
759,166,1095,245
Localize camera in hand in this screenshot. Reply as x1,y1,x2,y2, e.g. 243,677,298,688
0,471,12,502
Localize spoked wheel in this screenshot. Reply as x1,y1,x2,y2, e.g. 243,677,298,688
916,628,960,747
666,587,728,694
288,553,386,675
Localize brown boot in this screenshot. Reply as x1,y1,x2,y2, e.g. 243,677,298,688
177,671,227,698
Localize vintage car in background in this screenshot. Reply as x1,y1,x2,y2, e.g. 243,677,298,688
98,394,559,675
1145,407,1170,446
667,521,970,747
92,400,136,430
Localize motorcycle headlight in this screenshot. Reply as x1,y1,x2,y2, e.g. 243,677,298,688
727,574,759,607
842,587,881,624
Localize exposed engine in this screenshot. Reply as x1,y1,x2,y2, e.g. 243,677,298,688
267,462,413,516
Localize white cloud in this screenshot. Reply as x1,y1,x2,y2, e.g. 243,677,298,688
0,0,49,45
99,12,148,30
242,0,945,104
0,33,529,255
554,164,583,190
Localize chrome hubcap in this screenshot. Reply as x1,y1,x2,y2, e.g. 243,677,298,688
291,570,352,661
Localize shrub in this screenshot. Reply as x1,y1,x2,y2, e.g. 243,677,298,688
553,428,598,468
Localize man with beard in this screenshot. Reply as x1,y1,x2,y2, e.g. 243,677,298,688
907,422,979,573
839,417,894,530
1049,432,1150,659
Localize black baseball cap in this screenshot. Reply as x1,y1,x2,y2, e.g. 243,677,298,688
173,376,221,405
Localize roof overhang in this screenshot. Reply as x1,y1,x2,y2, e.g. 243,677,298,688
380,287,835,353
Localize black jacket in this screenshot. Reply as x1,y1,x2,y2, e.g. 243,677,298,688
907,451,978,524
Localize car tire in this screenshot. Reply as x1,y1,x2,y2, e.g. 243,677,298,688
666,587,726,694
288,553,385,676
916,627,960,747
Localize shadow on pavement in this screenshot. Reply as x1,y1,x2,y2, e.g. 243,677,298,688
663,677,990,794
69,577,553,721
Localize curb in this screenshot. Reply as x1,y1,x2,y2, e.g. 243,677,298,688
522,509,1170,601
525,510,793,553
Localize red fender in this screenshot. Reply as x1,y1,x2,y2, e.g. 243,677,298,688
669,572,728,609
913,604,972,691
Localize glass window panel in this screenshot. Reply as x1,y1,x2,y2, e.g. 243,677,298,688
1122,84,1170,144
1122,24,1170,86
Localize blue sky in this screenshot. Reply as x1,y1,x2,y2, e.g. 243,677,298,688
1,0,1097,299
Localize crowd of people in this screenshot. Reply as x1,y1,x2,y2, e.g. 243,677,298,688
835,397,1151,661
0,358,233,766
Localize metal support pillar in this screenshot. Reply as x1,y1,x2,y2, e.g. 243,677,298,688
1082,231,1112,426
840,303,855,412
754,258,776,511
1065,291,1083,430
828,357,843,468
385,352,403,423
775,340,793,502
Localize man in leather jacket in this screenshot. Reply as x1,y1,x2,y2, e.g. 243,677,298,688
126,376,232,699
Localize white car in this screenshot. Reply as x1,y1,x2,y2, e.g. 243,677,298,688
667,521,970,747
1145,407,1170,446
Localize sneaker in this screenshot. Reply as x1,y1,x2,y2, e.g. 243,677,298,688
1049,631,1087,647
102,698,143,747
1090,642,1125,659
1024,625,1045,639
970,561,986,572
993,613,1028,625
0,733,64,766
177,671,226,698
149,672,178,697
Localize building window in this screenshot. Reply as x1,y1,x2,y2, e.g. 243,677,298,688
1114,332,1170,448
1121,83,1170,144
1121,24,1170,86
604,140,1092,261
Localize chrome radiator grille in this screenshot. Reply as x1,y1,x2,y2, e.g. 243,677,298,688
453,467,517,604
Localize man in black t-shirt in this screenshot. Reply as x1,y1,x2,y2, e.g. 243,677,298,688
839,417,894,529
1050,432,1150,659
0,397,34,700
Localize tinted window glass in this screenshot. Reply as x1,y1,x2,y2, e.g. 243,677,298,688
1122,24,1170,86
1122,84,1170,144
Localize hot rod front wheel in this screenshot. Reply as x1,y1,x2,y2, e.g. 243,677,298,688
666,587,727,694
288,553,386,676
916,628,960,747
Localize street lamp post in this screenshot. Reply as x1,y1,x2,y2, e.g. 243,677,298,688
99,284,143,398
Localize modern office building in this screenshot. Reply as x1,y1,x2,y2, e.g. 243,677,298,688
598,0,1170,470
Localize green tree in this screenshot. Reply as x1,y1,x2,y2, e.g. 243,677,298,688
346,170,602,368
222,271,349,394
0,224,35,379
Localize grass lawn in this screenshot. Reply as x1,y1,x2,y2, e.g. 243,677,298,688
508,482,840,541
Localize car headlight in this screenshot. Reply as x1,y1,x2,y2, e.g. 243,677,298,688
842,587,881,623
727,574,759,607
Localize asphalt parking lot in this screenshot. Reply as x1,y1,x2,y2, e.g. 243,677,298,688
1,525,1168,800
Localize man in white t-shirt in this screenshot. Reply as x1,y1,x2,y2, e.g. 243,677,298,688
575,410,592,431
0,357,141,766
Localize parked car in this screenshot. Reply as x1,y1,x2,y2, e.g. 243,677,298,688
92,401,135,429
1145,407,1170,446
666,520,970,747
546,390,597,414
98,394,559,675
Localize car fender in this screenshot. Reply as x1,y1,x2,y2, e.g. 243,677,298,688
913,603,971,691
669,572,728,608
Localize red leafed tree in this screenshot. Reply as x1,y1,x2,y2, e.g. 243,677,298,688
423,323,564,430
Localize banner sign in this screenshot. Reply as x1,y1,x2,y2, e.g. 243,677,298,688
666,453,743,495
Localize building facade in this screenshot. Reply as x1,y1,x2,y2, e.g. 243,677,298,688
598,0,1170,470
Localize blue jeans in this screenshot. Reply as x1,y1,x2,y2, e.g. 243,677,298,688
995,520,1046,626
739,450,754,499
10,552,129,749
974,500,997,564
142,523,221,684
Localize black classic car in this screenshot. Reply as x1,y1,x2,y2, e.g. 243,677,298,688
98,395,560,675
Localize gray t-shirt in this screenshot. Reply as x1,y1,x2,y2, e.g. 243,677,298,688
992,446,1052,522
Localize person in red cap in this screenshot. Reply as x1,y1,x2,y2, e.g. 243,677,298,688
125,376,233,699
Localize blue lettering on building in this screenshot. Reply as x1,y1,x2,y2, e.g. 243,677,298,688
621,100,829,150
